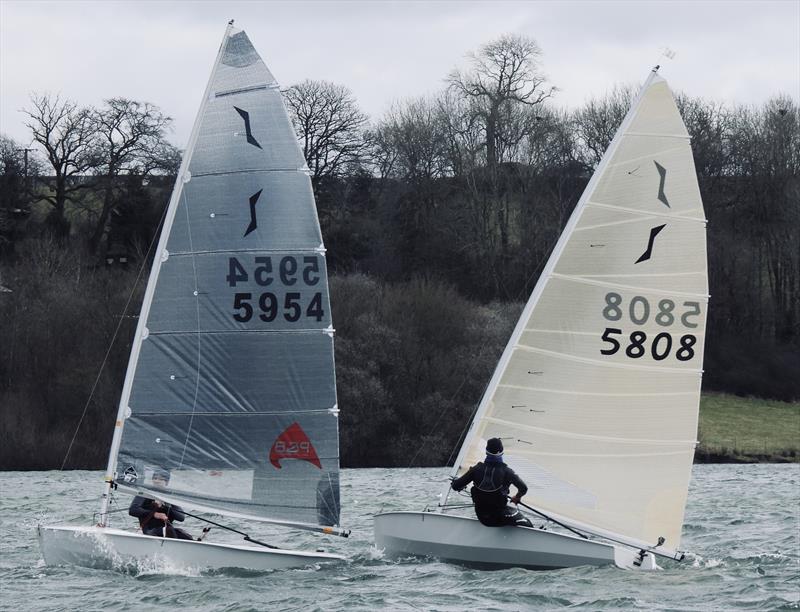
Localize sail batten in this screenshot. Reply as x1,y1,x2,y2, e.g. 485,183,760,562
513,345,703,373
444,71,706,550
549,273,708,297
108,27,341,529
481,417,697,445
584,202,706,222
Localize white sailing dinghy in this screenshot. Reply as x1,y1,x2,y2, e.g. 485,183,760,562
374,68,708,571
39,23,349,572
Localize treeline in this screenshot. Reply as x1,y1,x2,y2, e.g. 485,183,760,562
0,35,797,469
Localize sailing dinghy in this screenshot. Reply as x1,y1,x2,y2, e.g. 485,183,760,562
39,23,349,572
374,68,707,571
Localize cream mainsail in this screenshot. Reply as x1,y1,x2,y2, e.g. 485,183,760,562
445,71,707,552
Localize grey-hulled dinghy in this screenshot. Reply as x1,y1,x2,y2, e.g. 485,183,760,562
39,22,348,572
374,68,708,571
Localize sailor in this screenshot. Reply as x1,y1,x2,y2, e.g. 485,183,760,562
451,438,533,527
128,468,194,540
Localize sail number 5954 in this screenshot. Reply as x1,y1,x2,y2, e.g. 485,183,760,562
233,291,324,322
227,256,325,323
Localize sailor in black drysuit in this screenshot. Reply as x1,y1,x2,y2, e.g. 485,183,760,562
451,438,533,528
128,469,193,540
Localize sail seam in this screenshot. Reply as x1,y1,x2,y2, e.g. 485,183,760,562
625,131,690,139
497,384,696,397
514,449,691,457
513,343,703,373
574,215,657,232
605,143,688,168
148,328,331,336
575,212,707,232
549,272,709,298
523,327,703,336
578,271,705,278
214,84,270,97
168,248,326,256
483,415,697,445
585,201,707,223
192,168,306,178
130,410,335,416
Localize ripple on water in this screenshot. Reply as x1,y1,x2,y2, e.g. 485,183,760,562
0,465,798,611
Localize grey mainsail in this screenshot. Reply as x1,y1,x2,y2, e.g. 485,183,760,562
110,27,340,530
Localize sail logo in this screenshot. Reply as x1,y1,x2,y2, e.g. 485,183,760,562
233,106,262,149
654,161,670,208
244,189,262,237
269,422,322,469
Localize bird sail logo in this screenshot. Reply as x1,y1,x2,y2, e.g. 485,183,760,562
269,422,322,469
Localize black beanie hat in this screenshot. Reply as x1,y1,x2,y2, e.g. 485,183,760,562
486,438,503,455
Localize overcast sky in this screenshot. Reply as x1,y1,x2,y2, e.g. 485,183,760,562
1,0,798,148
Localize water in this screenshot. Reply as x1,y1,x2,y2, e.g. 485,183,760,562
1,465,798,611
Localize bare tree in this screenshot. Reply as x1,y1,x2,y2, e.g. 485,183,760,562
0,135,31,253
573,84,635,169
448,34,555,169
283,79,369,189
86,98,174,253
729,97,799,342
676,95,732,181
23,94,95,236
376,97,448,183
437,90,484,177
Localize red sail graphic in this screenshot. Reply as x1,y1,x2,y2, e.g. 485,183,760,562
269,422,322,469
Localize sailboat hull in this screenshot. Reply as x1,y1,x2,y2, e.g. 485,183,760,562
374,512,656,571
38,525,345,572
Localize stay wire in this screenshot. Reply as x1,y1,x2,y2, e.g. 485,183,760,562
177,509,279,549
59,202,169,471
405,342,490,471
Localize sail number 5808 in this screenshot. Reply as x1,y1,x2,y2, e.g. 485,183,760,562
601,328,696,361
599,292,701,362
602,292,700,327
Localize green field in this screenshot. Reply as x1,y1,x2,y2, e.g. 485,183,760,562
697,393,800,462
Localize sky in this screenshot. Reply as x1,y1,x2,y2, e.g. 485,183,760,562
1,0,798,148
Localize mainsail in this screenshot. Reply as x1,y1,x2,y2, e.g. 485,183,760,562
444,71,707,553
103,26,341,532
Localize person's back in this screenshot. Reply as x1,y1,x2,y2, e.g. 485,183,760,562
451,438,532,527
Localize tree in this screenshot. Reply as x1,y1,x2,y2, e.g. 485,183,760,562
372,97,451,272
283,79,369,189
728,97,799,343
0,134,40,254
23,94,95,237
86,98,174,253
448,34,555,169
573,84,634,169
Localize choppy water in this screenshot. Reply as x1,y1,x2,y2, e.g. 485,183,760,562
1,465,798,611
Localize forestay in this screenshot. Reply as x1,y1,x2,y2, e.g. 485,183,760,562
111,28,341,530
444,72,707,551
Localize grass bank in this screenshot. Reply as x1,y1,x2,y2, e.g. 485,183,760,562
696,393,800,463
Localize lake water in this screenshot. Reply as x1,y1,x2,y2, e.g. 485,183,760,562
1,465,798,611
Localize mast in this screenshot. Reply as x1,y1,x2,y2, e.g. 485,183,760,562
98,23,234,524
